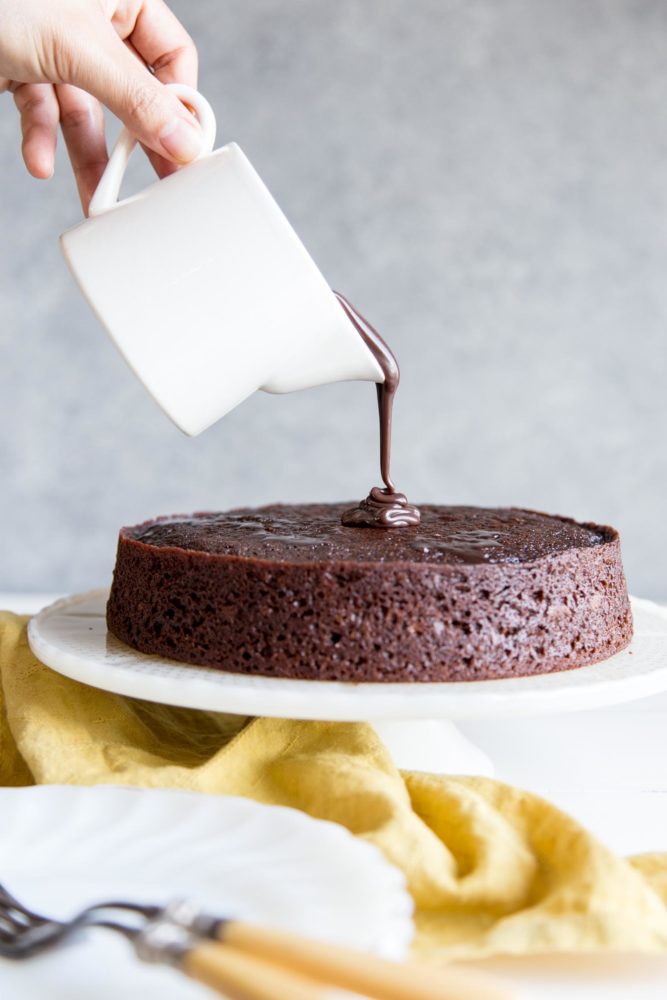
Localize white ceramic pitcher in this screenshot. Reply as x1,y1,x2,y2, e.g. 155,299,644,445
60,85,382,436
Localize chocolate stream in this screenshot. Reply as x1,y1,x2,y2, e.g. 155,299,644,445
334,292,421,529
334,292,399,494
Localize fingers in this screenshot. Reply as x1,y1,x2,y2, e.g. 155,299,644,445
7,2,201,200
123,38,177,181
55,84,108,216
121,0,198,88
65,21,202,166
13,83,59,179
124,0,199,179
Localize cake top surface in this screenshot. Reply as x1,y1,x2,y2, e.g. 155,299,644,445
125,504,614,566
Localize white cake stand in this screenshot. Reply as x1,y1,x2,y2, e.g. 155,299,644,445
28,591,667,776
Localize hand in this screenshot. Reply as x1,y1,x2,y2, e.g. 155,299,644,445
0,0,200,214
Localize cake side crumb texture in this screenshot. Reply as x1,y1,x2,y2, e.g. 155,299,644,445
106,504,633,682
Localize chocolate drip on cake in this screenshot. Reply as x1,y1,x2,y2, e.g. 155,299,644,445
341,486,421,528
334,293,421,528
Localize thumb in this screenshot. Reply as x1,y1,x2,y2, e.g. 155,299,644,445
64,25,202,165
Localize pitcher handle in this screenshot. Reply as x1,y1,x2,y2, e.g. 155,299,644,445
88,84,217,218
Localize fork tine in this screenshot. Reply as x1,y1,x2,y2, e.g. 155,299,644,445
0,883,158,923
0,921,69,959
0,882,63,958
0,910,31,932
0,909,35,949
0,901,38,935
0,883,49,923
0,883,27,906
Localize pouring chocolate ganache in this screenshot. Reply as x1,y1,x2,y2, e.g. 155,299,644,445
334,293,421,529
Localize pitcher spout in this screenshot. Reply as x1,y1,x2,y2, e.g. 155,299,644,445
260,290,384,394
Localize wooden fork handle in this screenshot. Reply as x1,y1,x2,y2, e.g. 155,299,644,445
182,941,350,1000
220,922,516,1000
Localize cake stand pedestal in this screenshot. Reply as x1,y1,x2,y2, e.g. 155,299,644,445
28,592,667,777
369,720,497,775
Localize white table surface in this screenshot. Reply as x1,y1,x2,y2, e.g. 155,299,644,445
4,593,667,998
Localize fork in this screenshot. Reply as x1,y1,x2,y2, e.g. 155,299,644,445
0,883,515,1000
0,884,351,1000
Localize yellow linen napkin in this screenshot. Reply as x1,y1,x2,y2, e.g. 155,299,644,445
2,610,667,960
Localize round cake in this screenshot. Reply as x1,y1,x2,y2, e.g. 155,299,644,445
106,504,633,682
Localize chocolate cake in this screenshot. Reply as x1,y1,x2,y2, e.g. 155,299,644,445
106,504,633,682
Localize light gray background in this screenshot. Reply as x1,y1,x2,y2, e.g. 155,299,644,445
1,0,667,595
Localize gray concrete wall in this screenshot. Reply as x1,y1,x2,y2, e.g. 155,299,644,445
1,0,667,595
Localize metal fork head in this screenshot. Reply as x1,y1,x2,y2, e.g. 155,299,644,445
0,882,158,960
0,891,70,959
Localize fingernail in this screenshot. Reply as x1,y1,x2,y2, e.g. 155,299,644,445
159,116,202,163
